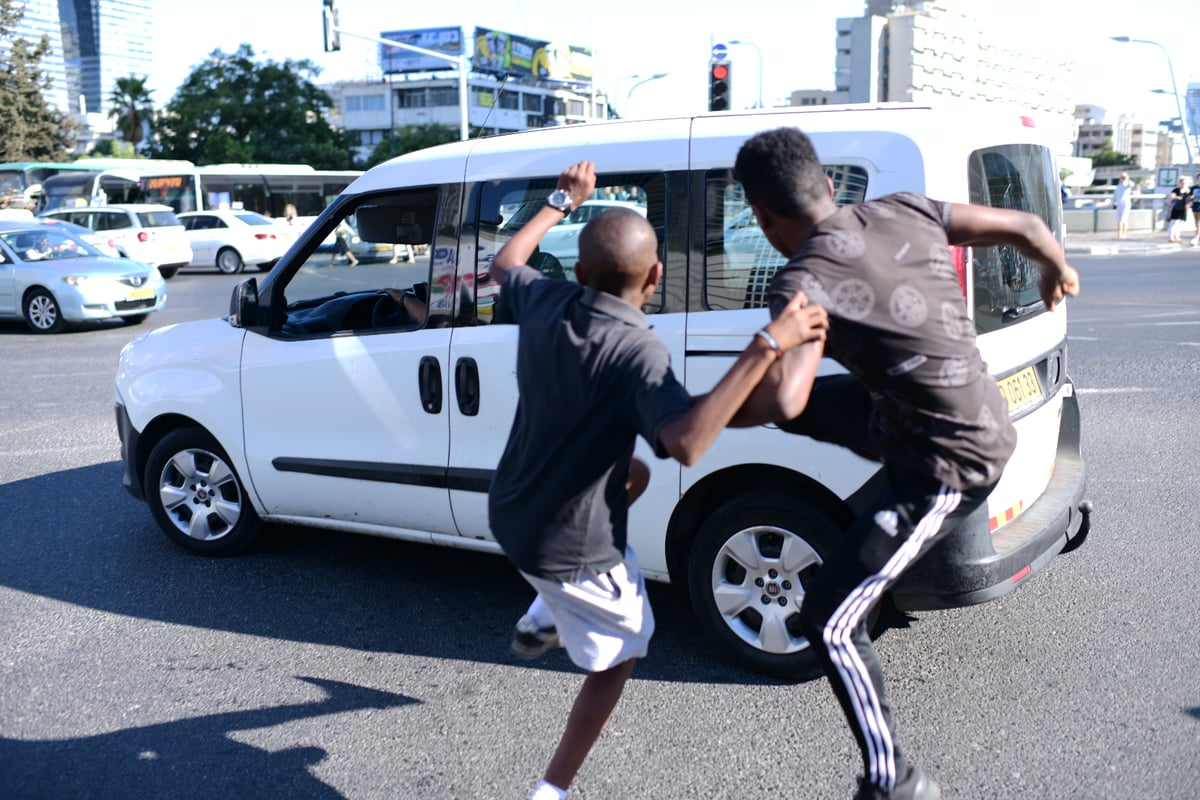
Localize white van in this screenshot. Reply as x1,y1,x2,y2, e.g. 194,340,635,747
115,104,1090,678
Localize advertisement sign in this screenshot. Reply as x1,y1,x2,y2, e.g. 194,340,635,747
380,27,464,74
471,26,592,85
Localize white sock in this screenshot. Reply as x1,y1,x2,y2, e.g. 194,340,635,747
529,779,567,799
525,594,555,629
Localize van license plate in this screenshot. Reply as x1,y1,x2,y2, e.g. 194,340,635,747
997,366,1042,414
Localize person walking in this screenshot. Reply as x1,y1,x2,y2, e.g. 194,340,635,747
1189,173,1200,247
487,160,828,800
1113,172,1133,240
730,127,1080,800
1166,176,1189,243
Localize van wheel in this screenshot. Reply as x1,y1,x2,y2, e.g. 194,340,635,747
23,288,65,334
216,248,244,274
158,266,180,279
144,426,261,555
687,491,843,680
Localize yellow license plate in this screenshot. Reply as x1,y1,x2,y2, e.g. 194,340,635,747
127,287,155,300
997,366,1043,413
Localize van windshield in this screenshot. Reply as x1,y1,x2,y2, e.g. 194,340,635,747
969,144,1061,333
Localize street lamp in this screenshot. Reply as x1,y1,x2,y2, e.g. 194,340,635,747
728,39,763,109
623,72,668,118
1111,36,1195,179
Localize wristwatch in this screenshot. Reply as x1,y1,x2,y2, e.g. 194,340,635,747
546,189,572,215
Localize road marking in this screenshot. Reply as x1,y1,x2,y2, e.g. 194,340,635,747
1075,387,1154,395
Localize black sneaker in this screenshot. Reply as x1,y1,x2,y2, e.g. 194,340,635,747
511,614,561,659
854,767,941,800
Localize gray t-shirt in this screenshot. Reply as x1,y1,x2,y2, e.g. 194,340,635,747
767,192,1016,489
488,266,692,581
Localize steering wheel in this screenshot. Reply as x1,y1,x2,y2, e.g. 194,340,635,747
370,292,411,328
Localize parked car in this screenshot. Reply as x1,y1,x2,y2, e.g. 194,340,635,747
538,199,646,269
0,221,166,333
115,105,1089,679
177,210,291,274
37,217,121,258
40,203,192,279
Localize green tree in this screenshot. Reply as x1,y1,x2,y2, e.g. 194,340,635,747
0,0,77,161
84,139,138,159
107,75,155,150
364,123,461,168
1090,138,1138,167
151,44,356,169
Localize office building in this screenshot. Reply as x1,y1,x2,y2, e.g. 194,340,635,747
59,0,155,117
8,0,70,112
834,0,1074,152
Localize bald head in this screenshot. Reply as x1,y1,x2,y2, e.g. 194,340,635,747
576,208,658,295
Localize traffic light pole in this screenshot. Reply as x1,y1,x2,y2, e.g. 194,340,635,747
322,6,469,141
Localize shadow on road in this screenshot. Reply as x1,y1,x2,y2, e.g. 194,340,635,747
0,677,416,799
0,462,768,687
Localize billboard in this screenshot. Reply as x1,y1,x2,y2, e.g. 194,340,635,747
380,27,464,74
471,26,592,86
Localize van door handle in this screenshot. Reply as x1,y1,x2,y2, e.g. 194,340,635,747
455,357,480,416
418,356,442,414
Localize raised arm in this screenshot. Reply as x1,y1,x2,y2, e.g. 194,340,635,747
490,161,596,286
946,203,1080,311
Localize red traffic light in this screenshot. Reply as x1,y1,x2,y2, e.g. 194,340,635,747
712,64,729,80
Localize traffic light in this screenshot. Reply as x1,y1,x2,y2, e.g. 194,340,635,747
709,60,731,111
322,0,341,52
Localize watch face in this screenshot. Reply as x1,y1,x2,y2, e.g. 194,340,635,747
548,189,570,209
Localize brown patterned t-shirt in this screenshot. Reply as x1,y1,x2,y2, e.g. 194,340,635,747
767,192,1016,490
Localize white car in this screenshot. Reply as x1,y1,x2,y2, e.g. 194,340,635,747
0,221,166,333
178,210,291,274
40,203,192,279
538,199,646,269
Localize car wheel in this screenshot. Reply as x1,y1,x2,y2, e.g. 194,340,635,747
687,491,843,680
23,288,65,334
122,313,149,325
216,247,244,274
158,266,180,280
144,426,261,555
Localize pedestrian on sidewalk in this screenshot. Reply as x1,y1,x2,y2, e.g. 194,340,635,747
1189,173,1200,247
1167,176,1189,243
1113,172,1133,240
487,160,829,800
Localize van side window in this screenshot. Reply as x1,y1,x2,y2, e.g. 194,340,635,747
968,144,1060,333
276,188,440,337
470,173,667,324
703,165,869,311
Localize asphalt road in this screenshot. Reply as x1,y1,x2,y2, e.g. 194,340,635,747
0,252,1197,799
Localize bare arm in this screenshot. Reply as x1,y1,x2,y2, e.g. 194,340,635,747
728,338,826,427
657,294,827,465
946,203,1080,310
489,161,596,286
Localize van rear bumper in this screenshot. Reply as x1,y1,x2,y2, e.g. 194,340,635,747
891,384,1090,611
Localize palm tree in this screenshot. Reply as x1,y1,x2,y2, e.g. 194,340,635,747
107,76,155,149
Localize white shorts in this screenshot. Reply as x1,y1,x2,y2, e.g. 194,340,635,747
521,549,655,673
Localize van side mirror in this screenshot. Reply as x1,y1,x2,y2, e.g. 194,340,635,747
229,278,258,328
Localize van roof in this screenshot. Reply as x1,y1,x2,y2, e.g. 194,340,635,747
345,102,1054,197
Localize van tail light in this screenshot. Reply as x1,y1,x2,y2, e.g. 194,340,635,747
949,245,969,299
137,231,149,242
254,233,276,240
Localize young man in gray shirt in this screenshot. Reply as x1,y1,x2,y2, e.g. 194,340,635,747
732,127,1080,800
488,160,829,800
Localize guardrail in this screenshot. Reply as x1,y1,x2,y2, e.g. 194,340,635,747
1063,192,1191,233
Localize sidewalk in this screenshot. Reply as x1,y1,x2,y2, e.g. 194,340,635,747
1064,227,1199,255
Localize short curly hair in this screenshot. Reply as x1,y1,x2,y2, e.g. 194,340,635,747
733,127,827,217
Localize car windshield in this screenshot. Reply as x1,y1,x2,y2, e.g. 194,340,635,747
0,228,99,261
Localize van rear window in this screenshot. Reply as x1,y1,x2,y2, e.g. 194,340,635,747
704,165,868,311
968,144,1061,333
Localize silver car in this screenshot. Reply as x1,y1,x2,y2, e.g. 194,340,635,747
0,221,167,333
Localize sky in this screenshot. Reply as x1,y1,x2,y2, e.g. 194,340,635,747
149,0,1200,126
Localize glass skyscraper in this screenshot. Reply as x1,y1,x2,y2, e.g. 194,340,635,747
9,0,154,117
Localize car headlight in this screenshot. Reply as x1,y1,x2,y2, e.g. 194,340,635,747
62,275,99,286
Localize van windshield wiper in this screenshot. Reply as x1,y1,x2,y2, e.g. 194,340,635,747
1001,300,1043,322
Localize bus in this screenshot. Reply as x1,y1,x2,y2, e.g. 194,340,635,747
0,162,104,205
2,159,196,212
137,164,363,219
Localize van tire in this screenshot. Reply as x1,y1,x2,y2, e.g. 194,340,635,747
144,426,261,556
686,490,844,680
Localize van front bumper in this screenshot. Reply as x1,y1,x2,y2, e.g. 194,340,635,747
891,385,1091,611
